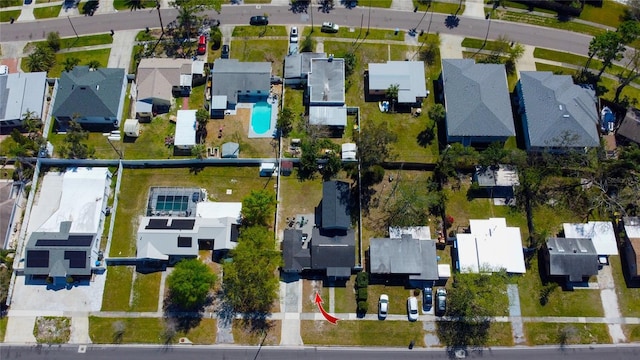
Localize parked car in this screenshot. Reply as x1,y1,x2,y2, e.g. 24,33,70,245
250,16,269,26
422,287,433,312
196,35,207,55
321,22,339,33
221,44,229,59
378,294,389,320
407,296,419,321
436,288,447,316
290,26,299,43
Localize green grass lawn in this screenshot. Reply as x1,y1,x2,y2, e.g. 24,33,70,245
488,321,515,347
496,10,606,37
109,167,272,258
131,271,162,312
461,38,508,52
610,255,640,317
26,34,113,52
232,319,281,345
301,319,424,347
517,257,604,317
0,316,7,342
580,1,628,28
230,39,287,77
89,317,163,344
524,322,611,345
302,28,406,41
334,275,357,313
27,49,111,78
624,324,640,342
177,318,217,344
113,0,157,11
232,26,287,38
101,266,134,311
33,5,62,19
413,0,464,15
367,284,418,316
0,10,20,23
1,0,20,6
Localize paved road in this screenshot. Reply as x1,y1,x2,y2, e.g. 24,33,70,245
0,5,592,56
2,343,640,360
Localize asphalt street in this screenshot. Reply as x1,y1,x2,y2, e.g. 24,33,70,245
2,344,640,360
0,5,592,56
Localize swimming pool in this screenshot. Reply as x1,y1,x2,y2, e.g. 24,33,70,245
251,101,272,135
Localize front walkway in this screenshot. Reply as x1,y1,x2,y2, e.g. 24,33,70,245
107,30,139,70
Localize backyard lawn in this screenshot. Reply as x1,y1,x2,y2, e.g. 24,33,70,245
610,255,640,317
524,322,611,345
300,319,424,347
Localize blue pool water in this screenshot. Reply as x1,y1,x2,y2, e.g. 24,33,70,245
251,102,272,134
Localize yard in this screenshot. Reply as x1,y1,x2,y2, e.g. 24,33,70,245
523,322,611,345
20,49,112,78
300,319,424,347
89,316,218,344
610,255,640,317
229,39,288,77
277,175,324,238
232,319,281,345
131,271,162,312
32,5,62,19
101,266,134,311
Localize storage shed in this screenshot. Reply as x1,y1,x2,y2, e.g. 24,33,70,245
123,119,141,137
221,142,239,158
260,163,276,177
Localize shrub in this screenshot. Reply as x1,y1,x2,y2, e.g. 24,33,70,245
355,271,369,288
210,27,222,50
356,287,368,302
357,300,368,314
46,31,61,52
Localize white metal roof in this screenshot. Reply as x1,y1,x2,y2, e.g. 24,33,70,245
388,226,432,241
456,218,526,273
175,110,197,146
562,221,618,256
196,202,242,222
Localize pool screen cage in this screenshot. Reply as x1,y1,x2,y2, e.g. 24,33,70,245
146,187,206,217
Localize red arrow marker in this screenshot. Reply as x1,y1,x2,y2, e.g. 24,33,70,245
315,291,339,325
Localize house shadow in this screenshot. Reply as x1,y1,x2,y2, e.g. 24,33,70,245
618,249,640,289
280,272,301,284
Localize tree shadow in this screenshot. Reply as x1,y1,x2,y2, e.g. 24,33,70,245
417,126,436,148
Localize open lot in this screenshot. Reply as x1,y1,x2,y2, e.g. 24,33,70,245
232,319,281,345
300,319,424,347
90,317,219,344
523,322,611,345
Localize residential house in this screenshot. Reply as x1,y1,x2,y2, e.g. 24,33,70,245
622,217,640,280
22,167,111,285
543,237,599,282
211,59,271,110
454,218,526,274
136,201,242,262
440,59,515,146
617,107,640,145
133,58,195,120
307,56,347,135
367,61,428,107
174,109,197,150
281,180,355,278
283,52,326,87
0,71,47,128
51,66,127,130
562,221,618,262
369,234,439,286
516,71,599,151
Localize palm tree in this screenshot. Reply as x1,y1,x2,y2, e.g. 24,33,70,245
386,84,399,113
63,57,81,72
86,60,102,70
26,44,56,73
125,0,146,11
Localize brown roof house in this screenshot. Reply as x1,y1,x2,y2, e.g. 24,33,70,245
617,107,640,145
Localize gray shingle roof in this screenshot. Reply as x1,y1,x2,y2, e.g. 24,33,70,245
617,107,640,144
546,237,599,282
441,59,515,138
281,229,311,272
321,180,351,231
370,235,439,281
52,66,125,119
368,61,428,103
519,71,599,149
211,59,271,105
310,227,355,276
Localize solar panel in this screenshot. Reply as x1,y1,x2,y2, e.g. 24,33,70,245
170,219,196,230
177,236,192,248
146,218,169,229
35,235,94,247
65,251,87,268
26,250,49,268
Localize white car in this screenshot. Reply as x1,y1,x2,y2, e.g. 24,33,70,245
407,296,419,321
290,26,299,43
378,294,389,319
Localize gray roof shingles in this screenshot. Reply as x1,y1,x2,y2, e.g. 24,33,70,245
321,180,351,231
211,59,271,104
546,237,599,282
441,59,515,139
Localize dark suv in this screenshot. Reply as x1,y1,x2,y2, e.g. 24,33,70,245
221,44,229,59
250,16,269,26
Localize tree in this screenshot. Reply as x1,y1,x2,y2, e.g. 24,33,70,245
26,43,56,73
358,122,397,170
437,271,508,351
63,57,80,72
386,83,399,113
0,249,15,311
428,103,445,123
617,20,640,45
46,31,61,52
222,226,281,314
478,141,508,168
320,149,342,181
191,144,207,159
59,120,94,159
614,48,640,103
342,51,356,78
166,258,216,310
170,0,222,42
276,107,294,137
86,59,102,70
241,189,277,227
125,0,146,11
625,0,640,21
195,108,209,128
585,31,625,79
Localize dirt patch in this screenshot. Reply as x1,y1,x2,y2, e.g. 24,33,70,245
34,316,71,344
204,108,276,158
